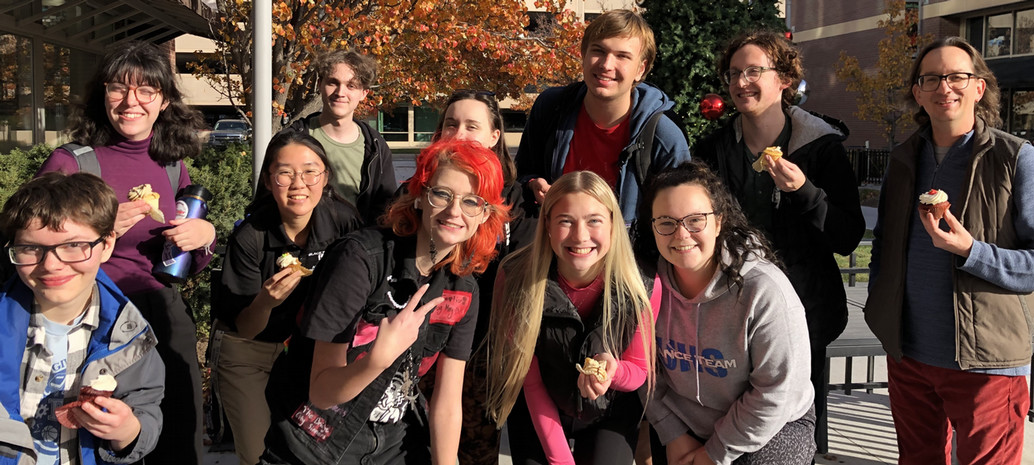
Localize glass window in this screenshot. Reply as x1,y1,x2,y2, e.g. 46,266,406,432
0,33,34,152
379,107,408,142
413,106,438,143
43,42,71,145
1017,10,1034,55
966,17,984,54
1012,90,1034,141
987,13,1013,58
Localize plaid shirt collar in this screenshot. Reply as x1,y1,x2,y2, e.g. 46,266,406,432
25,286,101,348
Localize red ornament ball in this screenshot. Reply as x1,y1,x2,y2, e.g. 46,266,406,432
700,93,725,120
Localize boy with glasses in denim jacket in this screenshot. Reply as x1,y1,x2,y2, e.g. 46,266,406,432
0,172,164,465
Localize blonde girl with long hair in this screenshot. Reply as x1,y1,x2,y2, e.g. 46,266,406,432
487,171,656,465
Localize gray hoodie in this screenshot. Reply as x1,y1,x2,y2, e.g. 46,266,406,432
644,252,813,465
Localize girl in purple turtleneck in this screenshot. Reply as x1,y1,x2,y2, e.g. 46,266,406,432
37,41,214,465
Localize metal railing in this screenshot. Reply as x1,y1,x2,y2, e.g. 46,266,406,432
846,148,889,185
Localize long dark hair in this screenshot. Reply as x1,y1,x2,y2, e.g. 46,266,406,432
433,90,515,184
245,131,346,214
634,160,778,290
67,41,206,164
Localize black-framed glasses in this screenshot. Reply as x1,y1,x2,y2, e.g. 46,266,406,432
104,83,161,103
916,73,976,92
426,186,488,217
722,66,777,85
7,237,107,265
273,169,326,187
652,212,715,236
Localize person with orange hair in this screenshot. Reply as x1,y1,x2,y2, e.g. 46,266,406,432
260,139,510,465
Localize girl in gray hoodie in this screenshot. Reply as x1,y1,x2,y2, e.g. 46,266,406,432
633,161,815,465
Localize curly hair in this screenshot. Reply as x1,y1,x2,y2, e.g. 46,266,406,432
317,49,378,90
905,36,1002,128
432,90,514,184
634,160,778,291
66,41,206,164
380,139,510,276
718,30,803,109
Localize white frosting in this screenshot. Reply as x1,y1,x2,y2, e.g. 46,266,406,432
89,374,117,391
919,189,948,205
277,253,299,269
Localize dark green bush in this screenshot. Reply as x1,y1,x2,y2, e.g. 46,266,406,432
0,143,254,339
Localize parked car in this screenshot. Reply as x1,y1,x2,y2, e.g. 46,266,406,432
208,119,251,147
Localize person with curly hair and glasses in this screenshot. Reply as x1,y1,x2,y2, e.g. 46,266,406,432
633,161,815,465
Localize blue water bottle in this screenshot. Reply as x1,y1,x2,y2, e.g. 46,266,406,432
153,184,213,284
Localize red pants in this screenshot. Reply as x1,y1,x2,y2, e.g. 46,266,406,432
888,356,1029,465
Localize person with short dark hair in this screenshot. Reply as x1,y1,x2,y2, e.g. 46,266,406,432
865,36,1034,464
0,172,165,465
37,41,215,465
280,49,396,224
515,9,690,223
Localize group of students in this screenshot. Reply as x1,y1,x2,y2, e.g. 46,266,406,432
2,6,1030,465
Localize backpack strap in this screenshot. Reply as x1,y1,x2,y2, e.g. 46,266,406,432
633,111,666,187
61,143,101,177
165,162,181,192
60,142,182,192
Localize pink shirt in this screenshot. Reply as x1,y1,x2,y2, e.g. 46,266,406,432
522,274,659,464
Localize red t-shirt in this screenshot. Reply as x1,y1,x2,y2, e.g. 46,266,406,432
563,105,630,188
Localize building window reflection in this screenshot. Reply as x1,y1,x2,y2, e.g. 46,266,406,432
43,42,71,146
0,33,33,152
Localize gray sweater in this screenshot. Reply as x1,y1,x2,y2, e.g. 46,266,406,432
644,253,813,465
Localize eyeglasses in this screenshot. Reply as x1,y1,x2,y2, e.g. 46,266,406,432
104,83,161,103
651,212,715,236
7,237,107,265
426,186,488,217
722,66,777,85
916,73,976,92
273,169,326,187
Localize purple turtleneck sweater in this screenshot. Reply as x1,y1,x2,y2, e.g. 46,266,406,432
37,135,214,295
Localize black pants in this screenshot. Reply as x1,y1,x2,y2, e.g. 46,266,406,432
506,391,641,465
131,287,204,465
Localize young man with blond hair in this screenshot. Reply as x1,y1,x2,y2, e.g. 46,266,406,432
515,9,690,223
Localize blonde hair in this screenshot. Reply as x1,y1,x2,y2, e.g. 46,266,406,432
486,171,654,426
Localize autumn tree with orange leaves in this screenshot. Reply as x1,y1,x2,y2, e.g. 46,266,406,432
835,0,933,149
191,0,586,132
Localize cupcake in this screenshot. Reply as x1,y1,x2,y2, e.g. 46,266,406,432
55,374,118,429
277,252,313,277
751,146,783,172
919,189,950,220
128,183,165,223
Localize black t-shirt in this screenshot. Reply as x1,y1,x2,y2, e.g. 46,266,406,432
301,228,479,363
218,198,361,342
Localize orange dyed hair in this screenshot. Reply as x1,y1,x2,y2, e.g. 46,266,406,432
380,139,510,276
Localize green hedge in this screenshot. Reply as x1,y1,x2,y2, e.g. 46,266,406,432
0,143,255,339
